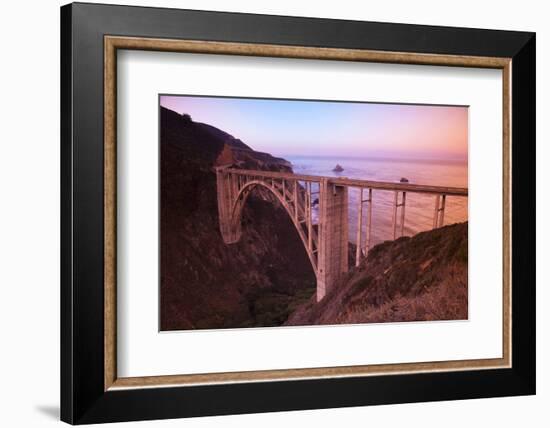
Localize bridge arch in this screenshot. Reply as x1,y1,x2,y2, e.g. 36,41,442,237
230,180,318,273
216,167,350,301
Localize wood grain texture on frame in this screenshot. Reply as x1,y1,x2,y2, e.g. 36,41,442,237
104,35,512,391
104,36,117,390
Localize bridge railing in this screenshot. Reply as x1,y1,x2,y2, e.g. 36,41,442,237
227,168,468,196
222,167,468,268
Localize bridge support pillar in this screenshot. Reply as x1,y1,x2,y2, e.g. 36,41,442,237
216,168,242,243
316,179,349,301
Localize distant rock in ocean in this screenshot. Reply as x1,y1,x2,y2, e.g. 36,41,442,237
332,164,344,172
400,177,409,183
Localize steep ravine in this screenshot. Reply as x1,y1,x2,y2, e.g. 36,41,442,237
160,107,315,330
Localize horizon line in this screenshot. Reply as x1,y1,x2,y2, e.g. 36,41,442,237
280,153,468,163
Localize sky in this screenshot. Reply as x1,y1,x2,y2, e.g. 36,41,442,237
160,95,468,161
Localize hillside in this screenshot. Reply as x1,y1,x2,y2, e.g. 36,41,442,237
160,107,315,330
285,222,468,326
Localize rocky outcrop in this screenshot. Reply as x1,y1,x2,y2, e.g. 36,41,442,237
215,144,292,173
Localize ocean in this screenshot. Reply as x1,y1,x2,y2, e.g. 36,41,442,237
285,155,468,248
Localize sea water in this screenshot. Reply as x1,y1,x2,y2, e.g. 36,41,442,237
285,155,468,248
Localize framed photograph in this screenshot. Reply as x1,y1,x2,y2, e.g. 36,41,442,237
60,2,535,424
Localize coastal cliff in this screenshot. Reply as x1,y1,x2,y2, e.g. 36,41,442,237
160,107,315,330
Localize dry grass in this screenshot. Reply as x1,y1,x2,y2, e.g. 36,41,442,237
334,264,467,324
285,222,468,326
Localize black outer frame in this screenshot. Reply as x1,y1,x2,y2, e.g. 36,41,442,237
60,2,535,424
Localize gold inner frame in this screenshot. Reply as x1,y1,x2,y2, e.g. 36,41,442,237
104,35,512,391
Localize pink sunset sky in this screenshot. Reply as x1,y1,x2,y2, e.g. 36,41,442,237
160,95,468,161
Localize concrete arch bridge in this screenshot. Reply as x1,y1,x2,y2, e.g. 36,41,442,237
215,167,468,301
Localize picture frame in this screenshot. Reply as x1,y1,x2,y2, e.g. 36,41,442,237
60,2,535,424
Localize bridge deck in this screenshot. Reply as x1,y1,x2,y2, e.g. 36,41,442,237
226,168,468,196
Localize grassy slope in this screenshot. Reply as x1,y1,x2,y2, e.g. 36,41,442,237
285,222,468,326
